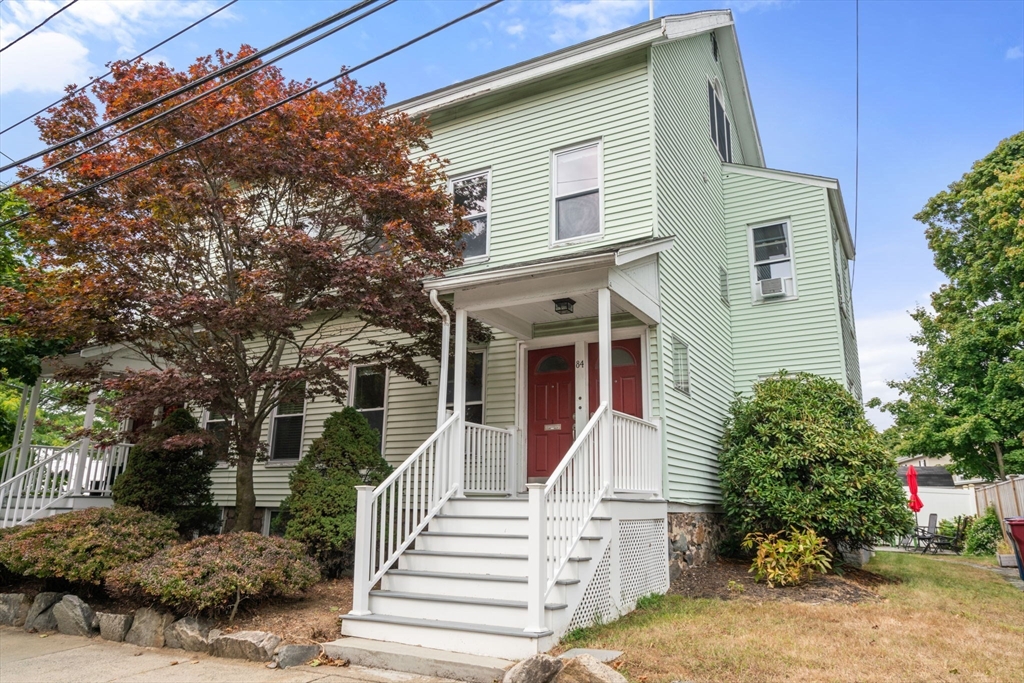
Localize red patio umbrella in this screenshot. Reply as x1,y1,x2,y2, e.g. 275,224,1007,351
906,464,924,523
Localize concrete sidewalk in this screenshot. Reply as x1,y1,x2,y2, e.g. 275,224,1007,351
0,628,459,683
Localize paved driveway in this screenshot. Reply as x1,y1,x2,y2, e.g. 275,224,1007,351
0,629,457,683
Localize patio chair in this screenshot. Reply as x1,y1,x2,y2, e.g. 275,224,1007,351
923,515,970,554
915,513,938,552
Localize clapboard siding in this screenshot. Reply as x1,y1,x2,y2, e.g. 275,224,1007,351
723,172,845,394
650,36,744,505
423,57,653,274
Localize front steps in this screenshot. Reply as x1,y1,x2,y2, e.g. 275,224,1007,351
322,637,514,683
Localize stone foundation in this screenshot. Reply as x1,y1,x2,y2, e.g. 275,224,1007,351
667,510,726,582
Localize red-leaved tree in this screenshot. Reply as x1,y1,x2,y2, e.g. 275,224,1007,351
2,48,484,531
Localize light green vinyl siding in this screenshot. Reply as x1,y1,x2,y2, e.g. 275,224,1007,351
423,55,653,273
650,36,743,505
723,172,845,393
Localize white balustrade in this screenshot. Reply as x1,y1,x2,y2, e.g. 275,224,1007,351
351,412,461,615
463,422,515,495
612,411,662,494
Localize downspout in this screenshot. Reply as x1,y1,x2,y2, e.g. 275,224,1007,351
428,289,450,430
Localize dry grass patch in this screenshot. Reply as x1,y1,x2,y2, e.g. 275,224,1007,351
560,553,1023,683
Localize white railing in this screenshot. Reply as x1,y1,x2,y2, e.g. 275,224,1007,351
463,422,515,495
1,444,65,483
83,443,133,496
0,441,82,527
351,412,461,615
612,411,662,494
526,403,610,632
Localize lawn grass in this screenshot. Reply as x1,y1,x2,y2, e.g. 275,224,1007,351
560,553,1023,683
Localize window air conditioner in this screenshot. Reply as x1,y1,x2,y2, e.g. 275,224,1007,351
759,278,786,298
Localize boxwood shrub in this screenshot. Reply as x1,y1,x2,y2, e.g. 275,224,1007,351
109,532,320,617
0,506,178,584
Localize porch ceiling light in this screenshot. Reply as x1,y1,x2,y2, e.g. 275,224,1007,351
553,297,576,315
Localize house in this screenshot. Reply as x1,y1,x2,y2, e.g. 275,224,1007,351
0,11,860,660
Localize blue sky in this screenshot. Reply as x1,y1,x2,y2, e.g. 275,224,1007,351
1,0,1022,427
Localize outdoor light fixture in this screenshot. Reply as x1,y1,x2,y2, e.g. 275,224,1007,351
553,298,576,315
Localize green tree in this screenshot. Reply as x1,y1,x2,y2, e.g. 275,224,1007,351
873,133,1024,480
111,408,219,536
720,373,913,553
279,408,391,576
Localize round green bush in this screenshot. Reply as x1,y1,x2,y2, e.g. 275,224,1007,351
719,372,914,553
109,532,320,615
0,506,178,584
963,506,1002,556
112,408,219,536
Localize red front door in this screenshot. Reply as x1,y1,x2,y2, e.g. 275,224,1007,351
527,346,576,479
587,338,643,418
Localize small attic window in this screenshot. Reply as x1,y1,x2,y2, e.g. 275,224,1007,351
710,32,719,62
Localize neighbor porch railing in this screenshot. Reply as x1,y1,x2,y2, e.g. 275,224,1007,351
351,412,461,615
463,422,516,495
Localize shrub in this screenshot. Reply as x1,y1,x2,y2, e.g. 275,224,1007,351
112,408,219,536
279,408,392,576
0,506,177,584
109,532,319,617
963,506,1003,556
741,528,832,587
719,372,914,553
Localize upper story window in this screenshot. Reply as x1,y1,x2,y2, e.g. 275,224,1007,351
707,81,733,163
446,350,485,425
552,141,602,243
671,336,690,396
832,226,853,318
352,366,387,452
452,171,490,260
204,411,231,463
270,381,305,461
750,221,796,300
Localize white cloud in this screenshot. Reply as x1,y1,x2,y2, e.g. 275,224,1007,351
0,0,227,95
505,23,525,37
548,0,646,45
1006,45,1023,60
856,308,923,430
729,0,787,13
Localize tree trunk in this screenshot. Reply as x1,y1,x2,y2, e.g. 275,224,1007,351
994,442,1006,481
232,449,257,532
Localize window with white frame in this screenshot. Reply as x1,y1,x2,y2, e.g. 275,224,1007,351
352,366,386,452
452,171,489,259
707,81,733,163
204,411,231,462
553,142,601,242
270,381,305,461
719,265,730,306
671,336,690,396
446,351,485,424
751,221,795,299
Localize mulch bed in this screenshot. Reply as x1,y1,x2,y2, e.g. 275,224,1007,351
669,558,898,604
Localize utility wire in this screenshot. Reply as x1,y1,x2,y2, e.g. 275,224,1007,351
852,0,860,285
0,0,79,54
0,0,505,228
3,0,397,192
0,0,380,173
0,0,239,137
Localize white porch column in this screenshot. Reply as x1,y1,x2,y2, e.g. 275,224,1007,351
598,287,613,492
15,378,42,476
71,391,99,496
453,308,468,497
2,385,28,482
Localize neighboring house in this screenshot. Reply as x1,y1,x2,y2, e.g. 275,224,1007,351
897,465,979,524
1,12,861,659
896,455,987,487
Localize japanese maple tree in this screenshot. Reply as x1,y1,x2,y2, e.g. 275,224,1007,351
2,48,479,531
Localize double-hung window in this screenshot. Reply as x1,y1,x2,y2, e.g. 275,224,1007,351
553,142,602,243
352,366,387,452
204,412,231,463
708,81,733,163
270,381,305,461
452,171,490,260
446,351,484,424
671,336,690,396
751,221,795,299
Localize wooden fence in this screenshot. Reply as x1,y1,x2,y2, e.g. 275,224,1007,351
974,476,1024,545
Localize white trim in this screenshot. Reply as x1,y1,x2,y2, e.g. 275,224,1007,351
550,139,605,247
614,235,675,265
449,167,492,263
268,381,307,463
746,218,799,303
669,334,690,397
348,364,390,455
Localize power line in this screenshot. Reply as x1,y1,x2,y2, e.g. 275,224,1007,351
0,0,80,54
0,0,505,228
4,0,396,192
852,0,860,285
0,0,239,138
0,0,381,173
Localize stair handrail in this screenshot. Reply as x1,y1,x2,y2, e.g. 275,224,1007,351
0,440,82,527
526,403,609,632
350,412,461,615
